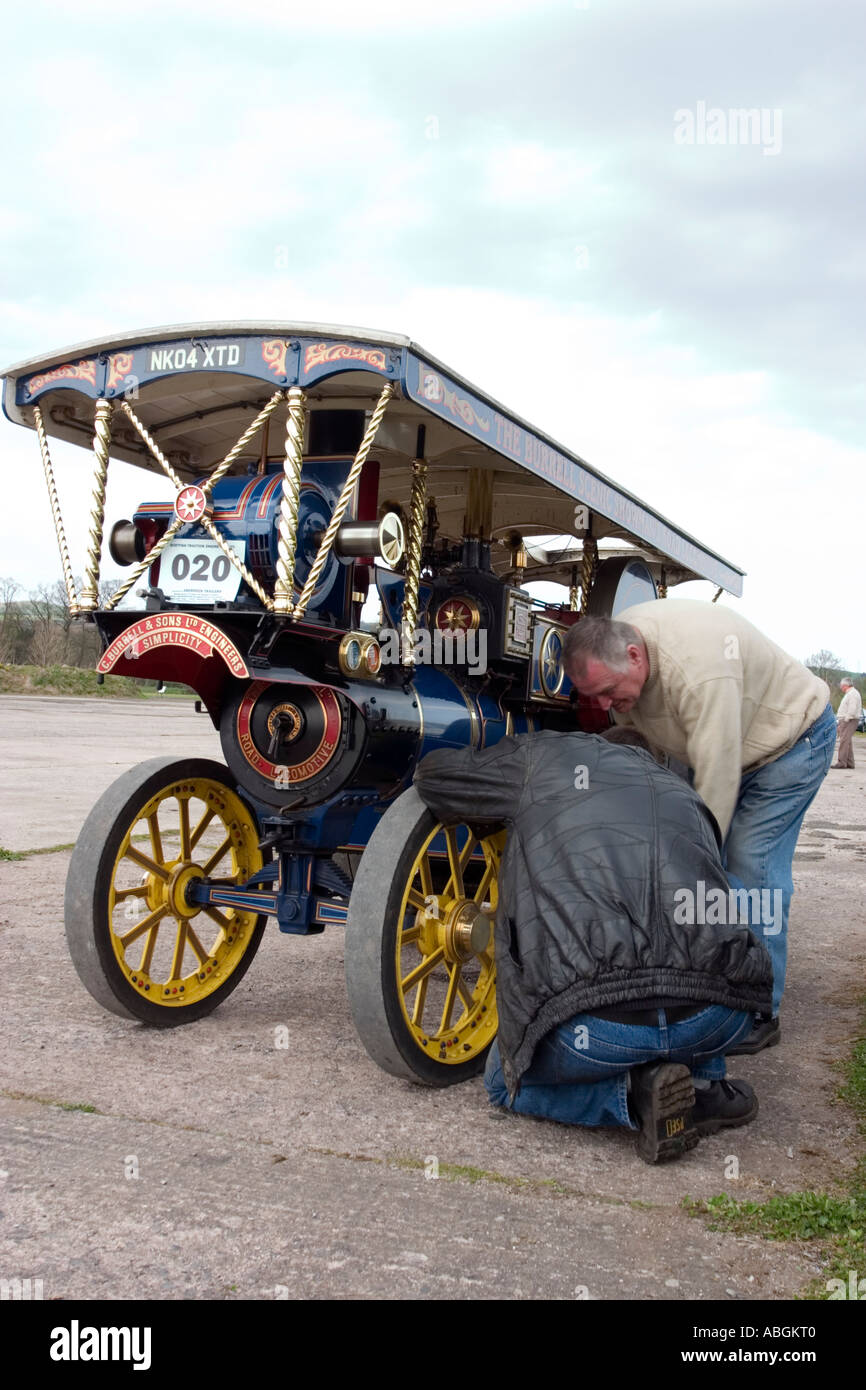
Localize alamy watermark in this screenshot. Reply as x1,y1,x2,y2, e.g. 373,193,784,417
1,1276,43,1300
826,1270,865,1299
674,101,783,156
673,881,782,936
378,625,487,676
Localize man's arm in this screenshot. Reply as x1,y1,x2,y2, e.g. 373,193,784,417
413,737,530,827
678,678,744,839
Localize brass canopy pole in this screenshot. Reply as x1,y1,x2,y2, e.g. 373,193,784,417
569,564,579,612
580,535,598,615
120,401,187,492
81,398,114,610
200,515,274,610
293,381,395,623
104,516,183,611
273,386,307,615
203,390,285,500
32,404,80,614
401,458,428,666
118,393,284,612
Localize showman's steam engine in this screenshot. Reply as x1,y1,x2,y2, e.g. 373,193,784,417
2,324,742,1085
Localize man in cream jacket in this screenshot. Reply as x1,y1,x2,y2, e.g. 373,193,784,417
563,600,835,1054
833,678,863,769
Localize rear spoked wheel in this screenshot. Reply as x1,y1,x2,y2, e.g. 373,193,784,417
345,785,502,1086
65,757,266,1025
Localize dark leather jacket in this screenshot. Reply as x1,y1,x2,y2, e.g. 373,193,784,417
414,732,772,1095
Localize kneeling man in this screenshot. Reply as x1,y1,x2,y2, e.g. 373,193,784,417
414,728,772,1164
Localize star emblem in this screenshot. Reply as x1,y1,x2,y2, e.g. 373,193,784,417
174,485,207,524
435,598,479,633
540,631,564,696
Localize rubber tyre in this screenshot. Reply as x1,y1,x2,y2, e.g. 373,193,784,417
64,756,266,1026
344,785,499,1087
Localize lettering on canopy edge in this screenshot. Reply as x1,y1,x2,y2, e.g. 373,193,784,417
97,614,249,677
405,353,742,594
416,367,490,432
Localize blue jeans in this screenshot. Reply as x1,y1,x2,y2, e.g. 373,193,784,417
723,704,835,1016
484,1006,752,1129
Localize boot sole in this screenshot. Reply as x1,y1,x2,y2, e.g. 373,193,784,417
634,1064,698,1163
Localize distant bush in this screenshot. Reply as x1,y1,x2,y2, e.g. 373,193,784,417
1,664,152,698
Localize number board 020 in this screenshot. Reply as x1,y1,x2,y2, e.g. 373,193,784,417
159,538,246,604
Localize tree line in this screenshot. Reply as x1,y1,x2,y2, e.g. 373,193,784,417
0,576,120,668
2,576,864,705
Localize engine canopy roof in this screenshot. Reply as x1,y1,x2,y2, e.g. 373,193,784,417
1,320,743,594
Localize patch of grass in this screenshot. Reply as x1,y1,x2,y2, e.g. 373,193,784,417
3,1089,101,1114
683,1189,865,1242
0,842,75,861
683,995,866,1299
839,1033,866,1119
0,664,194,699
0,828,168,861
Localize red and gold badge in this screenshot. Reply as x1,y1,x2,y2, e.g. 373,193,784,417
434,597,481,633
174,485,210,525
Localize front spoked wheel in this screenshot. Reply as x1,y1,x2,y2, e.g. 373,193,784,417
345,785,502,1086
65,757,266,1025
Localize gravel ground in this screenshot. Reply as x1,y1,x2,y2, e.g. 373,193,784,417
1,696,864,1301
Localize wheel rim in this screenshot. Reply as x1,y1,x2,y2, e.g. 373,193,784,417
395,825,502,1066
108,775,263,1008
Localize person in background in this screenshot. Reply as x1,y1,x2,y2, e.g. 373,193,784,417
832,678,863,770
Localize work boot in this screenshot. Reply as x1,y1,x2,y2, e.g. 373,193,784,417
726,1014,780,1056
630,1062,698,1164
692,1079,758,1135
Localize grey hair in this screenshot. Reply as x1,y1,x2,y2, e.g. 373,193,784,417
841,678,853,688
562,617,643,678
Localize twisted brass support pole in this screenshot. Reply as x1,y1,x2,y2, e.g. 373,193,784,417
116,392,285,612
273,387,306,615
293,381,395,622
32,405,79,614
203,390,285,498
569,564,579,613
119,401,186,492
580,536,598,615
104,517,183,611
200,515,273,610
81,398,114,610
401,458,428,666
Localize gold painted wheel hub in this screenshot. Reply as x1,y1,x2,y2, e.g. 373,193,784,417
163,862,206,920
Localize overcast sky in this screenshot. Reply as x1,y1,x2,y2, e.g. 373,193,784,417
1,0,863,670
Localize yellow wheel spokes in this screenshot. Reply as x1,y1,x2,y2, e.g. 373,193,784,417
108,777,262,1007
444,826,465,898
396,826,501,1064
178,797,191,861
117,904,169,950
125,844,170,881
